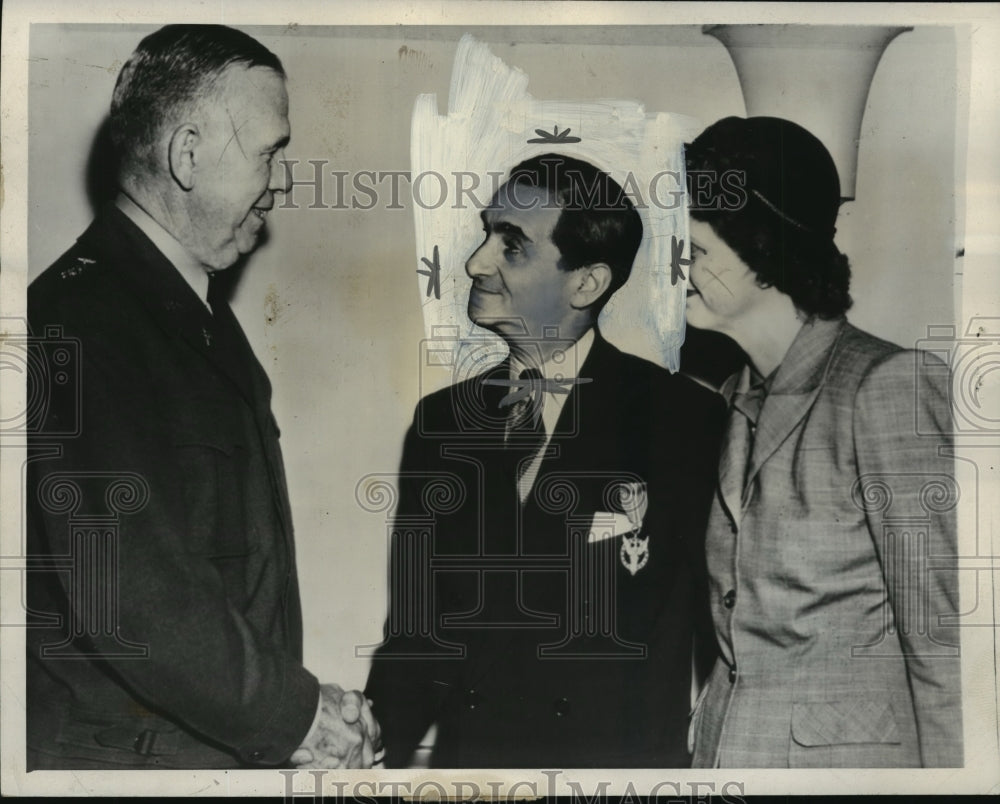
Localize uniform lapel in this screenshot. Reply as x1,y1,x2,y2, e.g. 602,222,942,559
207,291,273,419
743,317,847,493
91,206,260,408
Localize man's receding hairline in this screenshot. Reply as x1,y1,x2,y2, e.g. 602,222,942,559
486,182,565,244
494,178,558,200
199,62,285,104
178,63,286,129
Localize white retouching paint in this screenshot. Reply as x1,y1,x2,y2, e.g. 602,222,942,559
411,35,699,376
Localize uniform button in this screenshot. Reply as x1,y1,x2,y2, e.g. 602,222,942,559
728,666,737,684
723,589,736,609
465,689,481,709
553,697,570,717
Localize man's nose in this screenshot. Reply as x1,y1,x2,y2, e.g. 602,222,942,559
270,149,292,194
465,241,494,279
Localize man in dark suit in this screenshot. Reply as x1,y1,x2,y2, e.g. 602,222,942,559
26,25,378,770
365,154,724,768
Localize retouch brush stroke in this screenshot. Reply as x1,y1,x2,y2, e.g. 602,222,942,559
411,35,700,376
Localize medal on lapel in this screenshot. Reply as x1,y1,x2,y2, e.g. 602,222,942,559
616,482,649,576
621,533,649,576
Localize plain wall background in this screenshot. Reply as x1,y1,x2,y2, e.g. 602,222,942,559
28,24,959,690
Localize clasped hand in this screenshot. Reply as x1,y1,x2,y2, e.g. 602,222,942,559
289,683,382,768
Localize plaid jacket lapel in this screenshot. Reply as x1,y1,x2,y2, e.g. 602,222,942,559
745,318,847,489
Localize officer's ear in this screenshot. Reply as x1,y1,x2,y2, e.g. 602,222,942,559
168,123,200,191
569,262,613,310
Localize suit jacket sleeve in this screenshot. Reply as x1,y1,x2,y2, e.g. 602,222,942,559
364,401,457,767
29,302,319,765
853,350,963,767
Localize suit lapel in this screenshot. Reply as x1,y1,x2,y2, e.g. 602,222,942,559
743,318,847,492
465,332,621,685
89,206,261,408
526,329,612,486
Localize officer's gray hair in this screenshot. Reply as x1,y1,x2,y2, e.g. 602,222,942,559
110,24,284,179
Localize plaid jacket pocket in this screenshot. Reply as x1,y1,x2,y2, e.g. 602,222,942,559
791,699,900,746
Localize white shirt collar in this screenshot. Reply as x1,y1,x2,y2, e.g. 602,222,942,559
509,327,596,437
115,193,212,311
509,327,595,383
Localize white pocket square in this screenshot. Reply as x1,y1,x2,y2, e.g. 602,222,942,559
587,512,637,543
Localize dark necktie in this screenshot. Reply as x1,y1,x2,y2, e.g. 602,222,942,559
503,367,547,496
505,368,543,433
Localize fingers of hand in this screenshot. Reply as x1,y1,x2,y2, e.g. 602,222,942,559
289,748,313,766
315,717,366,765
357,703,382,750
339,690,364,724
301,688,378,768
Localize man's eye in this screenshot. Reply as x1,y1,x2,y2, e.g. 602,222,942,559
503,241,522,256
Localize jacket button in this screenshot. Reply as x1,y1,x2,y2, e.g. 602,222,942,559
728,666,737,684
465,689,481,709
553,697,570,717
723,589,736,609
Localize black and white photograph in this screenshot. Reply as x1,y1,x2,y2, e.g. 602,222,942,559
1,0,998,797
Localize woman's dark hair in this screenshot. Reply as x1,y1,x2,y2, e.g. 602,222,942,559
685,116,852,319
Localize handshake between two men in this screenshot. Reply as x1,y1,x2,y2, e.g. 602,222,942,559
290,684,383,769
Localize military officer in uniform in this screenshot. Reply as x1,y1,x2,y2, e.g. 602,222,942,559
27,24,379,770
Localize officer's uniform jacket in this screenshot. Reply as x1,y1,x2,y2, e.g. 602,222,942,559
26,205,318,768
